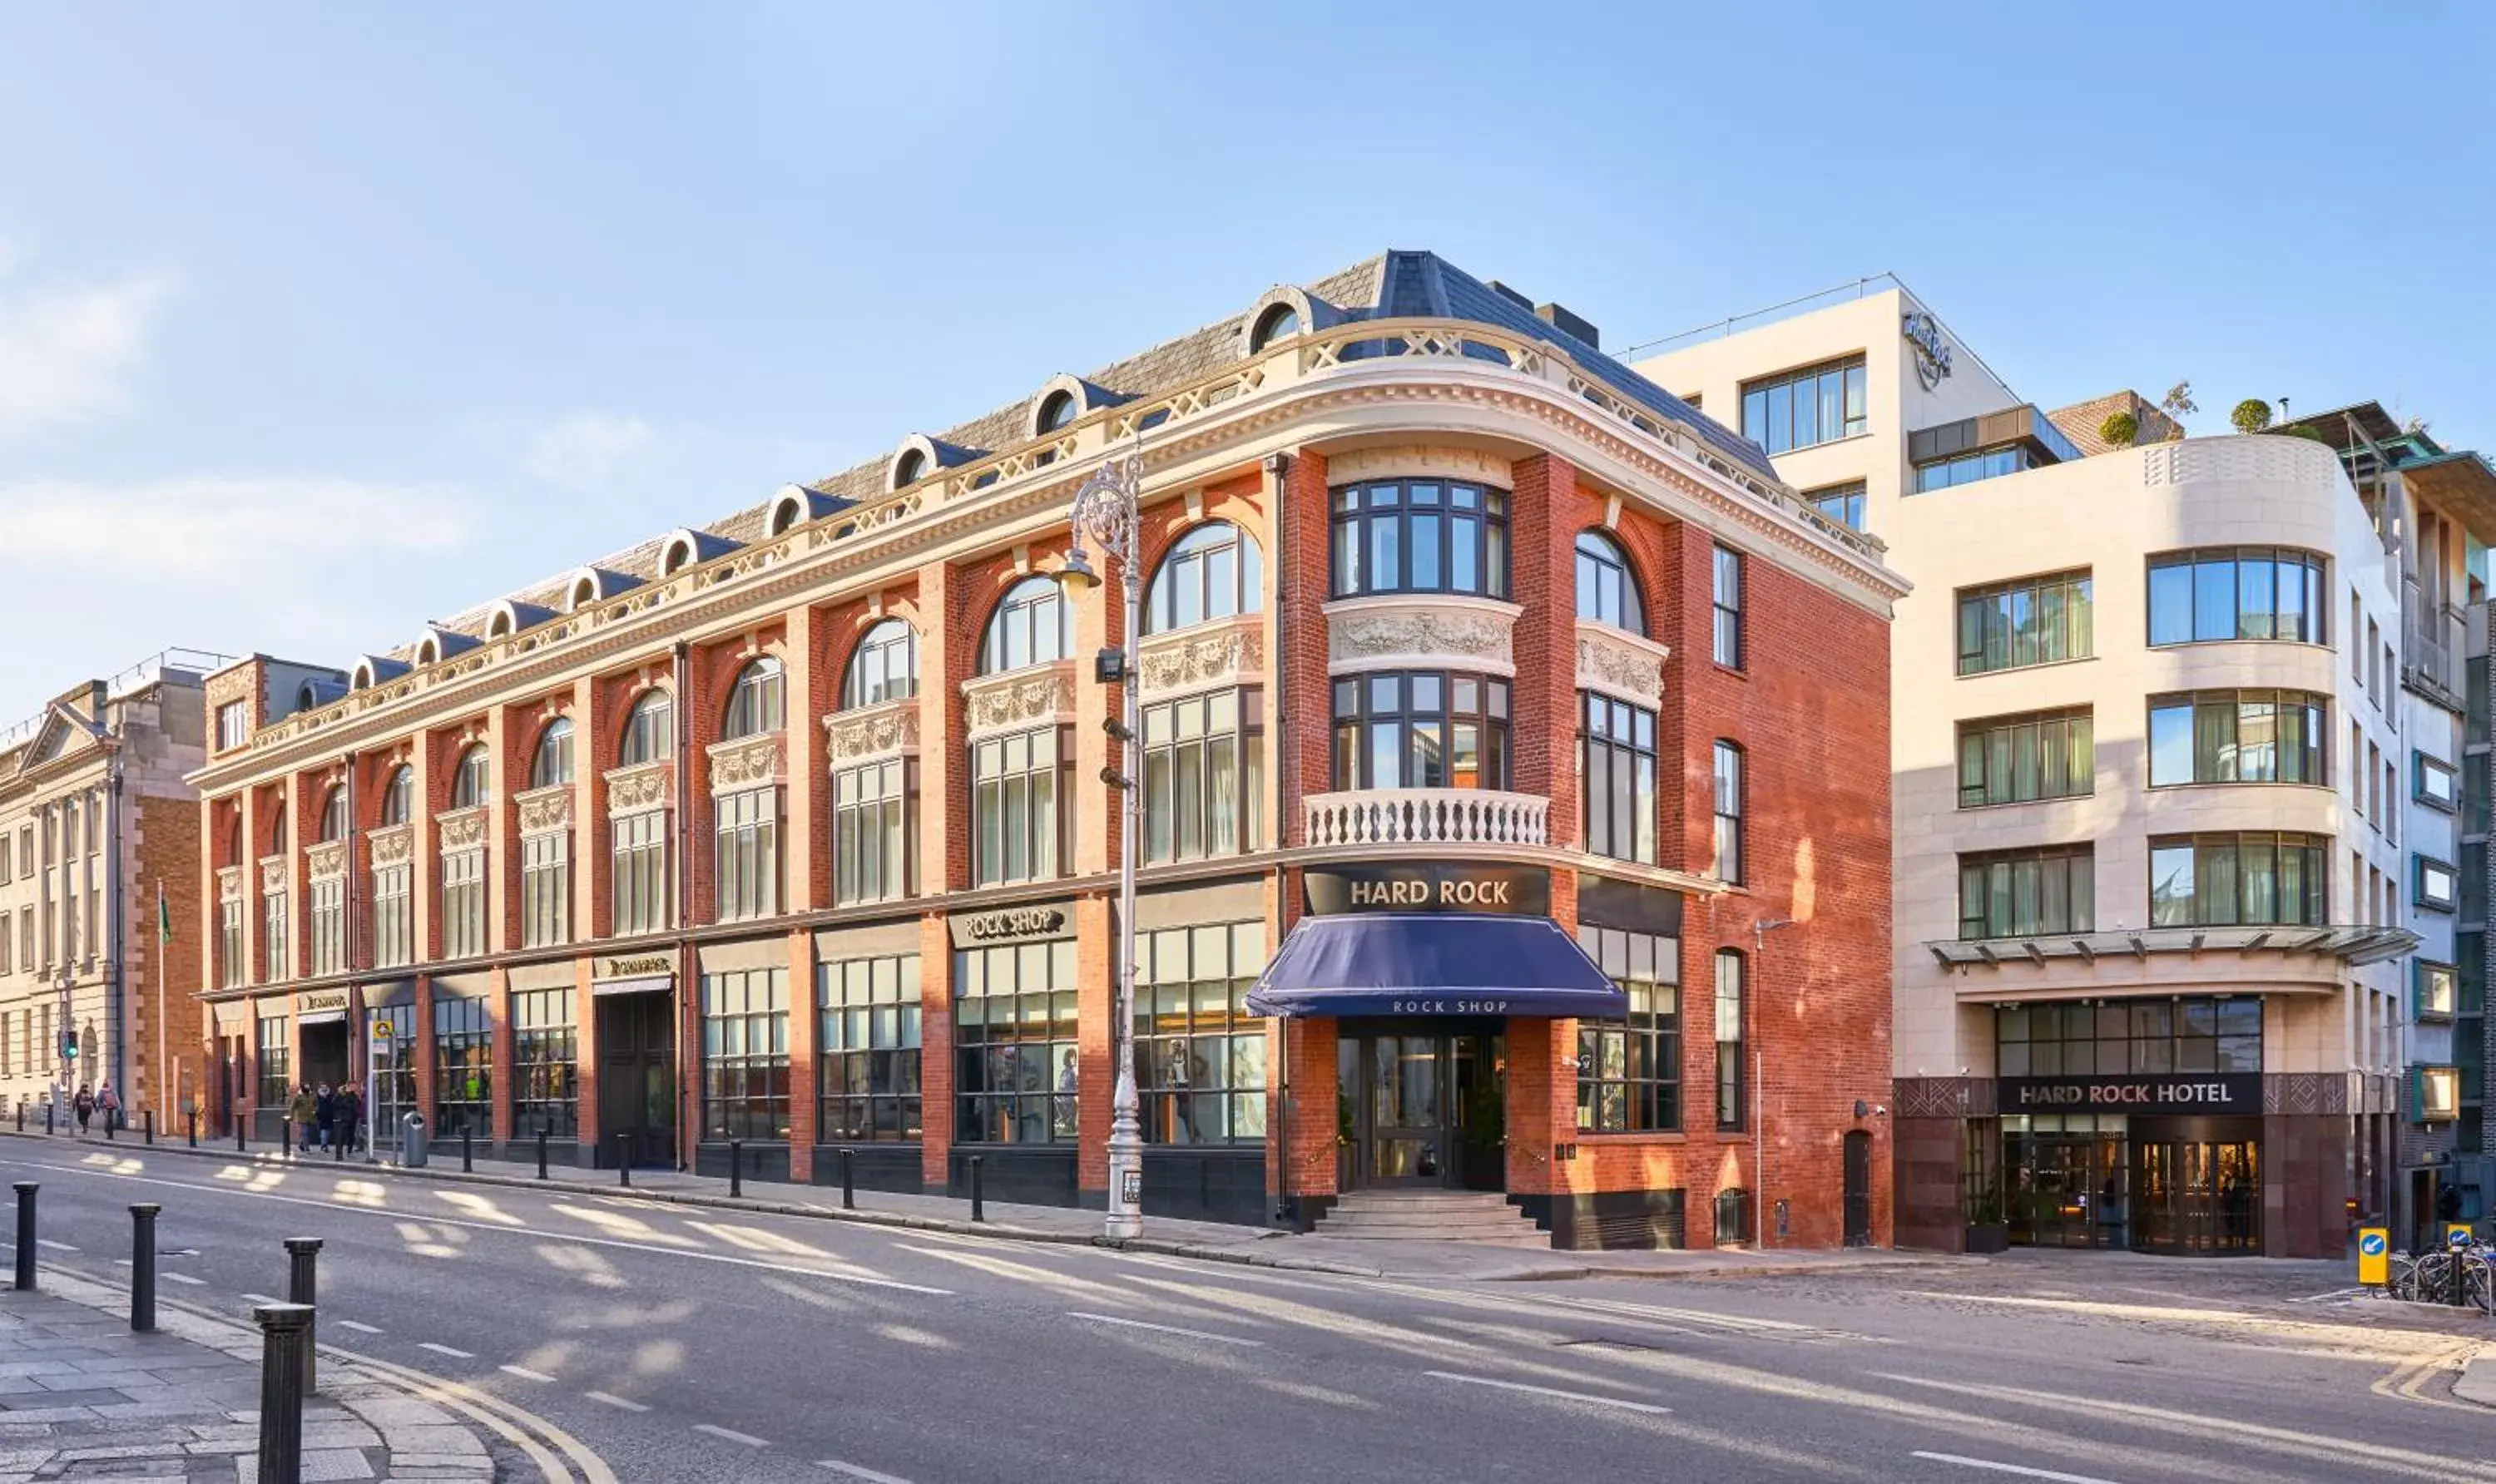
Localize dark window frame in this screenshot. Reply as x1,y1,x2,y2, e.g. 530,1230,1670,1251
1330,670,1511,793
511,987,577,1140
1136,922,1267,1145
819,953,923,1143
430,993,492,1140
2147,690,2328,789
2147,547,2328,648
1996,996,2261,1078
1582,693,1659,864
1739,356,1869,456
2147,832,2329,928
953,938,1080,1145
701,967,791,1142
1957,708,2094,808
1958,844,2097,940
1957,570,2094,676
1576,925,1681,1134
1328,479,1510,601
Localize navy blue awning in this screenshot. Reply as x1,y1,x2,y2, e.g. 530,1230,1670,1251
1246,913,1625,1020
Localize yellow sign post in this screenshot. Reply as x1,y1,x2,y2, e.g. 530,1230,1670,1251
2447,1223,2474,1253
2356,1226,2390,1287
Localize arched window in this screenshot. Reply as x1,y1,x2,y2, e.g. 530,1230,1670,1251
894,448,928,488
1146,522,1264,634
380,766,414,826
319,787,347,843
981,576,1074,674
842,620,919,708
722,655,785,738
267,802,287,854
531,718,575,789
619,690,673,766
1038,389,1078,433
451,746,489,809
225,816,241,866
1574,530,1644,633
1250,304,1300,351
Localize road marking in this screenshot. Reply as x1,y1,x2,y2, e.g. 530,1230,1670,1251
1909,1453,2122,1484
418,1342,476,1359
34,1239,75,1251
1066,1311,1264,1347
242,1292,281,1305
338,1320,383,1334
501,1365,557,1383
695,1423,768,1447
162,1272,204,1285
111,1258,131,1267
818,1462,914,1483
585,1391,649,1412
1420,1371,1670,1415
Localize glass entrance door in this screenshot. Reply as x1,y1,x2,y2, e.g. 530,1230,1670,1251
1369,1034,1444,1185
2132,1138,2260,1254
1336,1028,1506,1191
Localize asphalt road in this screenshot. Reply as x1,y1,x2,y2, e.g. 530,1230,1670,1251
2,1141,2489,1484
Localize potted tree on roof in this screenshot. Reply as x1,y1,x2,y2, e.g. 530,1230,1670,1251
2230,398,2275,435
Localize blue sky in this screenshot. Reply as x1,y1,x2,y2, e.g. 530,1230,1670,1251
2,2,2490,720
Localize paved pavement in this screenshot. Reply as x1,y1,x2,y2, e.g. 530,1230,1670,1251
1,1135,2489,1483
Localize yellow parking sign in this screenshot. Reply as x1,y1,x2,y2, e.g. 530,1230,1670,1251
2356,1226,2390,1286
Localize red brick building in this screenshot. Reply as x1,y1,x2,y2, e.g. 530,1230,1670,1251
190,250,1904,1249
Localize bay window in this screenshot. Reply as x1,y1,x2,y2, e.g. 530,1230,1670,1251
1330,480,1508,599
2148,832,2328,928
2147,547,2327,646
1330,671,1510,791
2147,690,2326,787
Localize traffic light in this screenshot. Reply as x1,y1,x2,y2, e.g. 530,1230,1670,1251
58,1030,77,1062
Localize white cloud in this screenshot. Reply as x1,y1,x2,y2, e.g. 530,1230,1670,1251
0,474,475,577
0,264,179,439
518,409,656,487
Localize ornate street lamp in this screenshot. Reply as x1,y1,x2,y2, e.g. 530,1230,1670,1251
1063,450,1146,1240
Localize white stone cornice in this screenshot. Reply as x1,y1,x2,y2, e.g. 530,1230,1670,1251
367,824,413,868
305,840,348,880
825,698,921,765
1325,593,1521,676
217,864,244,903
434,805,488,852
1575,621,1671,707
1137,613,1264,700
961,660,1077,740
514,783,575,837
258,854,288,895
706,732,786,795
605,759,672,818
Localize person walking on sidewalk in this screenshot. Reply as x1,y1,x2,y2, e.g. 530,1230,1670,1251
71,1083,94,1136
314,1083,335,1151
287,1085,318,1154
337,1082,364,1154
95,1082,120,1135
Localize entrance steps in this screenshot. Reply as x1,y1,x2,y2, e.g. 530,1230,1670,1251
1315,1190,1550,1247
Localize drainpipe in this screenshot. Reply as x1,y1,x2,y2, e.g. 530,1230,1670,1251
1264,451,1294,1224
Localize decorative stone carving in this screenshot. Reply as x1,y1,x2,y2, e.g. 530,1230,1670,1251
1320,443,1511,485
1137,616,1263,698
216,864,244,903
605,760,671,816
434,806,488,850
962,660,1077,739
707,734,785,794
825,700,921,764
305,841,347,879
258,855,288,894
515,784,574,836
1325,596,1518,675
366,825,412,868
1574,621,1670,705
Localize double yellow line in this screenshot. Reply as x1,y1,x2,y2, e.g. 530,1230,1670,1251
2371,1339,2490,1414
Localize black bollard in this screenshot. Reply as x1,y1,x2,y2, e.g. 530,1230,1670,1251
129,1204,160,1333
461,1125,473,1175
969,1154,985,1223
840,1146,855,1210
12,1183,37,1292
144,1110,155,1145
729,1140,742,1200
236,1114,246,1153
284,1238,321,1393
536,1127,548,1181
106,1108,116,1141
617,1132,631,1188
252,1303,313,1484
332,1132,342,1163
187,1110,196,1148
12,1102,19,1133
44,1102,53,1136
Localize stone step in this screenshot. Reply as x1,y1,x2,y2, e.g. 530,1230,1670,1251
1315,1191,1549,1246
1322,1206,1538,1228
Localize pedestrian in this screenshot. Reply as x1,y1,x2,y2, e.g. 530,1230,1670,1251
338,1082,364,1154
71,1082,95,1136
96,1081,120,1134
314,1083,335,1151
287,1085,318,1154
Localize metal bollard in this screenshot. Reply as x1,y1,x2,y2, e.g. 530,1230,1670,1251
45,1102,54,1135
129,1205,160,1333
12,1102,19,1133
187,1110,197,1148
969,1154,985,1223
237,1114,247,1153
536,1127,548,1181
252,1302,313,1484
284,1238,321,1394
332,1132,342,1163
461,1125,473,1175
144,1110,155,1145
616,1132,631,1188
12,1184,37,1291
729,1140,742,1200
840,1146,855,1210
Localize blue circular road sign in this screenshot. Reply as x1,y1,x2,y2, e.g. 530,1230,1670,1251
2360,1232,2387,1255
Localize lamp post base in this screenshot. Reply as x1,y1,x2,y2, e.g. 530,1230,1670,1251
1105,1130,1143,1239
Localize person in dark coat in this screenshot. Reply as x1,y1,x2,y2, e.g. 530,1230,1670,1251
314,1084,336,1151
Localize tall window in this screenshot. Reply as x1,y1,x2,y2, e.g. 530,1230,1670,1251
2147,691,2326,787
1144,690,1264,863
1714,949,1745,1131
981,576,1074,674
1330,480,1509,599
530,719,575,788
819,955,922,1142
702,967,790,1141
973,730,1067,887
715,787,779,922
1583,695,1657,863
431,995,491,1139
1807,481,1868,530
255,1016,290,1109
722,656,785,739
611,811,670,936
367,1003,416,1145
1711,741,1744,883
1711,546,1743,668
2415,855,2459,913
1957,571,2093,675
842,619,919,708
262,876,289,982
953,939,1078,1143
1330,672,1510,791
373,862,410,967
1146,522,1264,633
521,832,568,947
1958,709,2094,807
2149,833,2328,928
1577,926,1680,1133
319,787,347,843
1914,445,2032,492
2147,548,2327,646
439,846,484,958
1573,530,1643,631
451,746,488,809
1998,997,2261,1077
215,701,250,751
1137,923,1267,1144
309,877,344,977
1959,845,2096,938
1740,356,1866,455
380,766,413,825
619,690,673,765
512,988,577,1139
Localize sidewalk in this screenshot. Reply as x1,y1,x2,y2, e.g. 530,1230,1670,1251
1,1125,1967,1283
0,1268,495,1482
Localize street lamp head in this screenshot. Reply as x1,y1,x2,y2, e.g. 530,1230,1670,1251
1060,546,1100,590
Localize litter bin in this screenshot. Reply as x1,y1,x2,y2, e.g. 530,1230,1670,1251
400,1112,428,1169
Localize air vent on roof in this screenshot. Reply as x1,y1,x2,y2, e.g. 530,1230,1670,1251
1485,279,1536,312
1535,301,1600,349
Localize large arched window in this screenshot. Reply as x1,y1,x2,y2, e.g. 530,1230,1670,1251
981,576,1074,674
318,787,347,843
1249,304,1300,351
843,620,919,708
451,746,489,809
1574,530,1644,634
530,718,575,789
619,690,674,766
722,656,785,739
380,766,414,826
1146,522,1264,634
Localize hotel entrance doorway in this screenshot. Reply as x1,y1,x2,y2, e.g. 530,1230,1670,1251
596,990,676,1169
1335,1023,1504,1192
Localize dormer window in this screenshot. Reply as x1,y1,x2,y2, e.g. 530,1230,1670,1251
1038,390,1078,433
894,448,928,487
1250,304,1300,351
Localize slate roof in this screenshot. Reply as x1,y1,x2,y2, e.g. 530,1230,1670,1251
403,250,1773,661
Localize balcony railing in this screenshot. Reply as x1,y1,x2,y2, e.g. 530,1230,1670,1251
1304,788,1550,848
